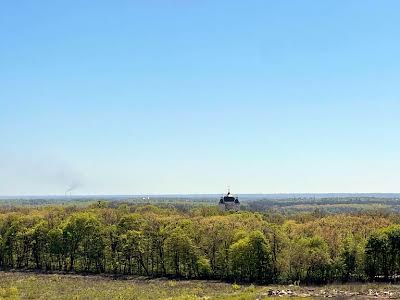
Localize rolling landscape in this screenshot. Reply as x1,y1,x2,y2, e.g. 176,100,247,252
2,0,400,299
1,194,400,298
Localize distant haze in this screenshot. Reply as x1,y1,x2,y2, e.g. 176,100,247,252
1,194,400,201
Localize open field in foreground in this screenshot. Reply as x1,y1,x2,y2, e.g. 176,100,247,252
1,272,400,300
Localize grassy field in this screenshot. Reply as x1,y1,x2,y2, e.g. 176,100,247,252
0,272,263,300
1,272,400,300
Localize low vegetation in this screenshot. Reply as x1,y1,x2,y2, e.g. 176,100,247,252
2,272,400,299
0,271,257,299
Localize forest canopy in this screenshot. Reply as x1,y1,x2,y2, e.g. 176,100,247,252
0,201,399,284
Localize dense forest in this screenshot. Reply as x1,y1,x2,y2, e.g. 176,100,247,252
3,195,400,214
1,201,400,284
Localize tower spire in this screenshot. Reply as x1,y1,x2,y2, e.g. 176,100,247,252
219,186,240,211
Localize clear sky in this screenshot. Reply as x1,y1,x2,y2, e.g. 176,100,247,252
1,1,400,195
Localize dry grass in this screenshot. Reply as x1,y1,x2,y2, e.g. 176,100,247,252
0,272,262,300
1,272,400,299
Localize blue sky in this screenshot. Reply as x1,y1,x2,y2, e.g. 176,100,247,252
1,1,400,195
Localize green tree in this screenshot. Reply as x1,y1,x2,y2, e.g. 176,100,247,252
289,237,330,284
365,231,388,280
229,231,272,282
62,212,105,272
164,227,207,278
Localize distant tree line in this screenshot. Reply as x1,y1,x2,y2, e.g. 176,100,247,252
0,202,399,284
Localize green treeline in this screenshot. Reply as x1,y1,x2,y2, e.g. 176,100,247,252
0,203,399,284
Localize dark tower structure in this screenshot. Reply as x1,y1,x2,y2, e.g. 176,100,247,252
219,188,240,211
